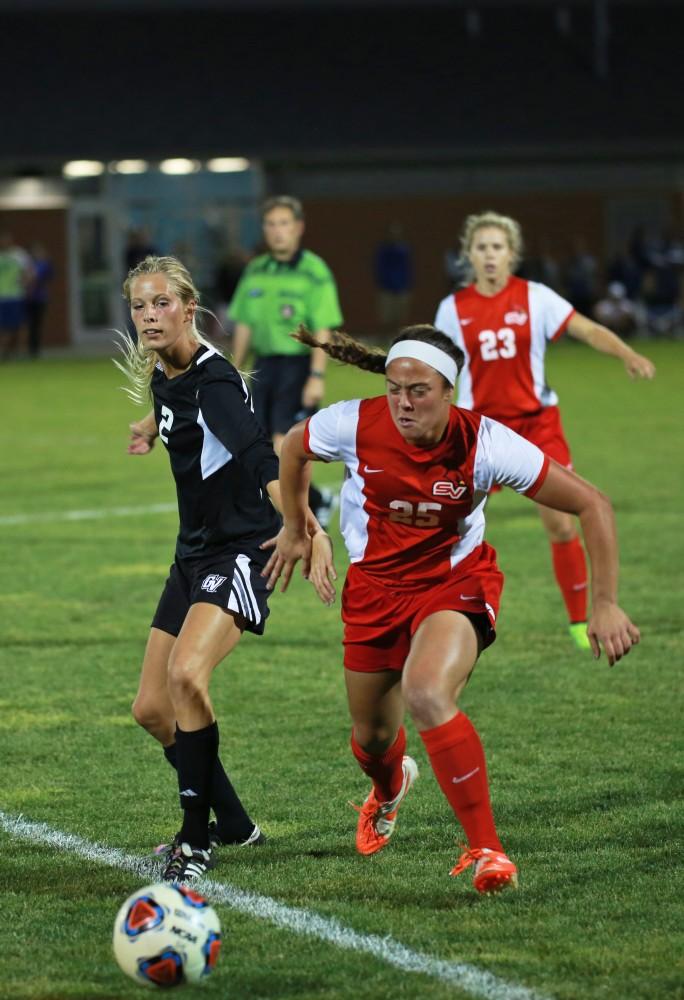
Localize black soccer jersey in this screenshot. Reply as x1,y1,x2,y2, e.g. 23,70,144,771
151,344,281,558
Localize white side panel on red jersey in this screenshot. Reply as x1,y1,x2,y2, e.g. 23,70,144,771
528,281,574,408
435,294,473,409
307,400,370,563
474,415,546,494
443,417,544,570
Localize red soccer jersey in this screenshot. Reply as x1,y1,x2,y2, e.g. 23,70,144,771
434,276,575,421
304,396,548,588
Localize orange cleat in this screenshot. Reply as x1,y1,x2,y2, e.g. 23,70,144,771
450,846,518,894
352,756,418,856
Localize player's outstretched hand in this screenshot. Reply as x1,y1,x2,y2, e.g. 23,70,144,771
128,421,156,455
587,600,641,666
624,351,656,380
262,526,311,593
308,531,337,606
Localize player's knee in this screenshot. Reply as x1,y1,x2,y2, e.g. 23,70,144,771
167,658,207,709
550,525,577,543
132,695,163,733
352,722,395,755
402,680,448,728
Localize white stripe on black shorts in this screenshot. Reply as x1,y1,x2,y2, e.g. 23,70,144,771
151,550,272,637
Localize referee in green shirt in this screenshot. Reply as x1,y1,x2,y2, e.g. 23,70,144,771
229,196,343,525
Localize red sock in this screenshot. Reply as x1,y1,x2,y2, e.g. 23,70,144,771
350,727,406,802
551,537,588,623
420,712,502,851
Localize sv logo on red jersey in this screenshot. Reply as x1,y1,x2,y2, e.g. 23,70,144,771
432,480,468,500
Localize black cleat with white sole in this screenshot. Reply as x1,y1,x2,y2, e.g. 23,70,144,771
162,842,215,883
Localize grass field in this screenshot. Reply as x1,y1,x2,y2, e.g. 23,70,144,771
0,338,682,1000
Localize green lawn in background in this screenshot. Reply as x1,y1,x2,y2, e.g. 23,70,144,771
0,338,681,1000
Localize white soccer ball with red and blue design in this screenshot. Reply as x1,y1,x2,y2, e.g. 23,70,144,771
112,882,221,988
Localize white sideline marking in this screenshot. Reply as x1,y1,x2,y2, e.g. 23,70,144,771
0,811,553,1000
0,502,176,527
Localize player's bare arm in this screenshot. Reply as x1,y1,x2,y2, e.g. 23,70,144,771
566,313,656,380
231,321,252,370
263,422,337,596
307,530,337,606
531,461,640,665
128,410,158,454
301,328,331,408
261,478,323,568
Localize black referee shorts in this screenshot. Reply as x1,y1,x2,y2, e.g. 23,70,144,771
151,548,272,638
251,354,312,437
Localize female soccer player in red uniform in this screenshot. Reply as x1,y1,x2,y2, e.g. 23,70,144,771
265,324,640,893
435,211,654,649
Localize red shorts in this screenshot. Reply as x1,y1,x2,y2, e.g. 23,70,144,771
503,405,573,468
342,543,504,672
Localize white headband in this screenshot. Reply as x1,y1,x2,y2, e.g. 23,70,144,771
385,340,457,386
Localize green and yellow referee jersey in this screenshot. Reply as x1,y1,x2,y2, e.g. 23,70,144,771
228,249,343,357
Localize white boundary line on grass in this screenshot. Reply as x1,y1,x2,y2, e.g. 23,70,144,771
0,502,176,527
0,811,554,1000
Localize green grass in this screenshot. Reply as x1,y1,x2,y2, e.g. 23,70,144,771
0,339,682,1000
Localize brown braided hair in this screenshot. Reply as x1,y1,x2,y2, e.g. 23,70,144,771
293,324,465,385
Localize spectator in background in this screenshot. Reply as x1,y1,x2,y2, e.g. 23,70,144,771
229,195,344,528
519,237,561,291
629,224,660,275
25,242,54,359
607,242,643,301
0,231,32,361
592,281,644,340
443,244,471,293
641,262,681,336
642,227,683,336
374,223,414,332
562,236,599,316
125,226,157,272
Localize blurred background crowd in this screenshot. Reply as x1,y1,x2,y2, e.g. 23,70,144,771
1,209,682,362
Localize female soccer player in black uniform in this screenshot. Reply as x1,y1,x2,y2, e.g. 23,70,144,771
117,255,296,882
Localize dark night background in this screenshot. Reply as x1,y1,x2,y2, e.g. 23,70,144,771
1,0,683,168
1,1,683,347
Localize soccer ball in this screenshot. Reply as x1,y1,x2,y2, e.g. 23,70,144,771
112,883,221,989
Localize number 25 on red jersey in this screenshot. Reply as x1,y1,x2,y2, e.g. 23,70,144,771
388,500,443,526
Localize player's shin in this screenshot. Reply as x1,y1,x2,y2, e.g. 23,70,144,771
351,726,407,801
420,711,503,851
175,721,219,849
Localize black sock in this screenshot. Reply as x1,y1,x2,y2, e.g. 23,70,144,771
175,722,218,850
212,757,255,844
163,736,254,843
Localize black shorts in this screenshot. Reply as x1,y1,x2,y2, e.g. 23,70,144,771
151,548,272,638
251,354,313,437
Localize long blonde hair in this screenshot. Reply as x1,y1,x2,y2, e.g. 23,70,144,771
114,255,219,405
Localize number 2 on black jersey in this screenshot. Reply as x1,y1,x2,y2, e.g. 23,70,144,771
159,405,174,443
